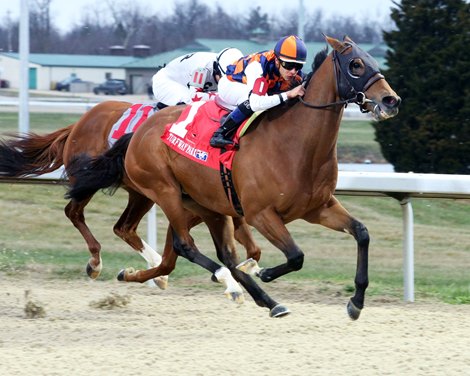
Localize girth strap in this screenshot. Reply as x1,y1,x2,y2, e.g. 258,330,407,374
219,162,244,216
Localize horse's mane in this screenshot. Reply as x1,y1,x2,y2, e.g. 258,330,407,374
303,46,329,89
281,45,328,108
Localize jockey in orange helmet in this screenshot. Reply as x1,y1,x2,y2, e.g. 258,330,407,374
210,35,307,148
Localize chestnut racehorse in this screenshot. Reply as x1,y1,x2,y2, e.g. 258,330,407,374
66,36,401,318
0,101,260,292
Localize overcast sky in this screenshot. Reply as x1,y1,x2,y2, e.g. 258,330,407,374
2,0,398,33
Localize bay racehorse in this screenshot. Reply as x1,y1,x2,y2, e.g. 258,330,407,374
66,35,401,318
0,101,260,292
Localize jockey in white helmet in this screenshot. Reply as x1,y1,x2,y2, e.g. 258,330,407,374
152,48,243,107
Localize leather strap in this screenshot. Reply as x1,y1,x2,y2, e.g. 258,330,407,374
219,161,244,216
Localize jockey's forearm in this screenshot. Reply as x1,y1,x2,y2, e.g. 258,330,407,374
249,92,287,112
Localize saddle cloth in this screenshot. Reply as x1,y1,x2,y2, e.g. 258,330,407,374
161,101,260,170
108,103,157,146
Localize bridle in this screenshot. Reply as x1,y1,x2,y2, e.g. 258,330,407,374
299,41,384,113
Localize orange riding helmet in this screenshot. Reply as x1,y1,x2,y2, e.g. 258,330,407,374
274,35,307,64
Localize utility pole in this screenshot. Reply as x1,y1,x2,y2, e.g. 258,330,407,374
6,10,13,52
19,0,30,133
298,0,305,40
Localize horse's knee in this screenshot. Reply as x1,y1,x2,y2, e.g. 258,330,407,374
219,247,239,269
351,220,369,248
172,230,196,261
287,251,304,271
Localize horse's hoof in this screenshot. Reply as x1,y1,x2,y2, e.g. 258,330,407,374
236,258,262,277
225,291,245,304
86,263,101,279
116,267,135,282
154,276,168,290
347,299,362,320
269,304,290,318
117,269,125,281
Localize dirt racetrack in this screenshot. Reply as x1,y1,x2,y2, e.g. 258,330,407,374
1,276,470,376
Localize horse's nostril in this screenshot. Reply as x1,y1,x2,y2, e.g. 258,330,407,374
383,96,401,108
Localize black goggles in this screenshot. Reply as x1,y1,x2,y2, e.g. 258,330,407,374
279,60,304,71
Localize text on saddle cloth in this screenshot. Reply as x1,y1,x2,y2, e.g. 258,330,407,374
108,103,158,147
161,101,263,171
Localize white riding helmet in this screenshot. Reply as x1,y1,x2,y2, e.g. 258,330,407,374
216,47,243,75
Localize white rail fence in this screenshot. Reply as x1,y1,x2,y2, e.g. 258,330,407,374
2,170,469,302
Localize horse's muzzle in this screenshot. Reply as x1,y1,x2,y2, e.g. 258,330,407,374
370,95,401,121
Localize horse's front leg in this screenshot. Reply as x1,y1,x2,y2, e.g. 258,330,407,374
305,196,369,321
240,209,304,282
232,217,261,261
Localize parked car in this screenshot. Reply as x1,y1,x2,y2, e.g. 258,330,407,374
0,79,10,88
56,77,83,91
93,79,128,95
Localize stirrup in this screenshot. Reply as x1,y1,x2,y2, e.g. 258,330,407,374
210,135,234,148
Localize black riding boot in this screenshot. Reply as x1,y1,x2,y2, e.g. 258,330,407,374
210,100,254,148
209,114,241,148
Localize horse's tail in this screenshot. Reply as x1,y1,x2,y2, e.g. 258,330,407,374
0,125,73,177
65,133,133,202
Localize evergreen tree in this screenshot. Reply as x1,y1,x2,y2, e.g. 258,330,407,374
245,6,271,36
374,0,470,173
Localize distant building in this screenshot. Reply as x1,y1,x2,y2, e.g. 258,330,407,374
0,52,136,91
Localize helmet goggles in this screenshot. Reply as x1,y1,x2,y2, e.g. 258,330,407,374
279,60,304,71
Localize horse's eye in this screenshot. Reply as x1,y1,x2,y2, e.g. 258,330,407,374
348,60,364,78
350,61,361,70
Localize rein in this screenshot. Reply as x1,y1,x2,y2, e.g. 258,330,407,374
298,93,363,109
299,42,383,112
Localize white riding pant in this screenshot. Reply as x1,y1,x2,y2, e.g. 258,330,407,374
152,70,191,105
216,76,252,111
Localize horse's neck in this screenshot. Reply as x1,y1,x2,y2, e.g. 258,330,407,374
278,58,343,164
304,57,340,112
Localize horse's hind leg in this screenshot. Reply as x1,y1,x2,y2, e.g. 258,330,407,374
154,193,249,304
113,190,169,289
119,225,178,284
170,224,246,304
64,198,103,279
117,209,203,284
204,213,289,317
306,196,369,321
179,198,286,316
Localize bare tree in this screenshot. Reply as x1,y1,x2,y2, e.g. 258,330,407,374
104,0,147,49
30,0,61,52
1,0,391,55
0,11,18,52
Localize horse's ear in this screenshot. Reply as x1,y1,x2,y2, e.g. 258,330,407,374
324,34,344,51
343,35,354,44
